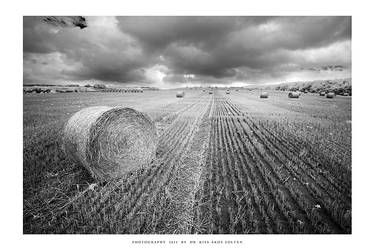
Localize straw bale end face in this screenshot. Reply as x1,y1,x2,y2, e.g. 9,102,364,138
63,106,157,181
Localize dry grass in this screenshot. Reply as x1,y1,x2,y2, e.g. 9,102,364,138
23,90,351,234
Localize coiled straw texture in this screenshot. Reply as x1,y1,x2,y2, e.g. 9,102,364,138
63,106,157,181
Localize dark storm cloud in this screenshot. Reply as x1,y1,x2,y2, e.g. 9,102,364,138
43,16,87,29
117,16,351,78
23,16,351,86
116,17,272,51
24,17,152,83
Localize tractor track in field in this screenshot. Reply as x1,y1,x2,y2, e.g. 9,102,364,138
193,92,350,234
121,96,213,233
157,96,214,234
150,93,205,122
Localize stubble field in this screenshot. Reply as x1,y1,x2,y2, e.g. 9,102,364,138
23,89,351,234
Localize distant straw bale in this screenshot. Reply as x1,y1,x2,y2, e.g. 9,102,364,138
63,106,157,181
288,91,300,98
260,92,269,98
93,84,106,89
176,91,185,98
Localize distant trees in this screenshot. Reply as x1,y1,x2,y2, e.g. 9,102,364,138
272,78,351,96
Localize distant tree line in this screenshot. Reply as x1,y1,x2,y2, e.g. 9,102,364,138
273,78,351,95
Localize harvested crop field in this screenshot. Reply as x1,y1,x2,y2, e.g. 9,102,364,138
23,89,351,234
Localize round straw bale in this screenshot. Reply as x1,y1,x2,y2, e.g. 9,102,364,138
176,91,185,98
288,91,300,98
63,106,157,181
260,92,269,98
326,92,335,98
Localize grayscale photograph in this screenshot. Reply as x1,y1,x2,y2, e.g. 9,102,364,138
23,16,351,234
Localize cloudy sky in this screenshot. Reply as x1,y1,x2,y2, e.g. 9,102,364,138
23,16,351,88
